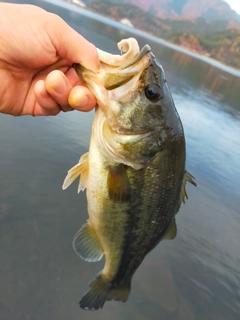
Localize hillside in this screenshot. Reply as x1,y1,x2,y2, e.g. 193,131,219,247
168,30,240,68
75,0,240,69
83,0,240,21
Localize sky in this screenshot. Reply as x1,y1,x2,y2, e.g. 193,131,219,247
224,0,240,14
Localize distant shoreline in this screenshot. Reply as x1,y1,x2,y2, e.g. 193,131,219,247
46,0,240,77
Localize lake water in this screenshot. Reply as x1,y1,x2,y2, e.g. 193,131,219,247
0,1,240,319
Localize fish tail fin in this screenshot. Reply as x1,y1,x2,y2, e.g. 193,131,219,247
80,273,131,311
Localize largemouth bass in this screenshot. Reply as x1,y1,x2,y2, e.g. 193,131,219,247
62,38,196,311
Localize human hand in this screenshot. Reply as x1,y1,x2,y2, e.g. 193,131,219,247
0,3,100,116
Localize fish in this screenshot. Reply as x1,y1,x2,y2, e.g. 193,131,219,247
62,38,196,311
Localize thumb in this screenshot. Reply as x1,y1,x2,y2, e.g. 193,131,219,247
48,14,100,73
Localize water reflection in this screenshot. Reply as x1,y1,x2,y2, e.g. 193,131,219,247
174,86,240,198
0,0,240,319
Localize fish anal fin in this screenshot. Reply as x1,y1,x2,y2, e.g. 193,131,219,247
62,152,89,192
178,170,197,211
107,165,131,203
80,273,131,311
163,220,177,240
73,222,103,262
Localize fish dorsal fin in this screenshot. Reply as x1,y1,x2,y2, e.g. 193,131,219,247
107,165,131,202
162,220,177,240
178,170,197,211
73,222,104,262
62,152,89,193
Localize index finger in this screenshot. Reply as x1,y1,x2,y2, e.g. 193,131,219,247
48,14,100,72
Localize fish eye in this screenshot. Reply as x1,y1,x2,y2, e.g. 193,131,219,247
145,83,161,102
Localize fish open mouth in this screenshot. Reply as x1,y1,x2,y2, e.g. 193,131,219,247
119,44,152,69
75,38,153,114
97,39,151,69
100,43,152,95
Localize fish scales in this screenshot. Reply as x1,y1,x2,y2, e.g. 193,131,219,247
111,145,186,285
62,38,196,310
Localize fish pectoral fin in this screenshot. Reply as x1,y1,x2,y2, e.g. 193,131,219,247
62,152,89,193
177,170,197,211
162,220,177,240
73,222,103,262
80,273,131,311
107,165,131,203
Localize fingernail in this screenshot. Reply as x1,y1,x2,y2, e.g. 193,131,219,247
69,93,88,109
77,95,88,108
55,78,67,94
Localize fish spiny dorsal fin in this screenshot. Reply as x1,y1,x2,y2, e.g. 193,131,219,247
62,152,89,193
107,165,131,202
73,222,104,262
177,170,197,212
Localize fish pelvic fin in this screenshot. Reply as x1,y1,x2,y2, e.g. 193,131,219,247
73,222,104,262
62,152,89,193
107,165,131,202
177,170,197,211
80,274,131,311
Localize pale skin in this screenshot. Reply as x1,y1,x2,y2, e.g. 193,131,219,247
0,2,100,116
